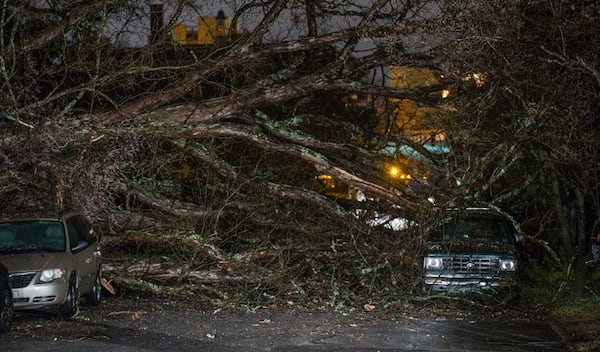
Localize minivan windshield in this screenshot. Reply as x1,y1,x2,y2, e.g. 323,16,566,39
0,220,66,252
429,216,510,244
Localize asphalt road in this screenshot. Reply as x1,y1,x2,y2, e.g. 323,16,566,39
0,297,566,352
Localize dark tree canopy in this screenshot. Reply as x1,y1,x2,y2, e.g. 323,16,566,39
439,0,600,297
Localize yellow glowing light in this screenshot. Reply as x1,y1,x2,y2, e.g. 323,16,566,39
472,73,484,87
386,165,413,180
316,174,333,180
441,89,450,98
387,166,400,178
462,73,486,87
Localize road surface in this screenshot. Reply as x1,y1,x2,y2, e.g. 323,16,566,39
0,297,566,351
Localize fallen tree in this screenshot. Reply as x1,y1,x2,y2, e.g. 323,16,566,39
2,1,597,308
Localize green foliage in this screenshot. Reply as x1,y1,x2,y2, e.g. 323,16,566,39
519,258,600,313
573,339,600,352
518,259,572,307
552,297,600,320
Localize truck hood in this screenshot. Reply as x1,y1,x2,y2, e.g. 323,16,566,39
426,240,516,255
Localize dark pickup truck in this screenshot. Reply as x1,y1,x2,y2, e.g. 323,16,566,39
422,208,522,294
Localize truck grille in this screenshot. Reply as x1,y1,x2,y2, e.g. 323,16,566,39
445,257,499,273
9,272,36,288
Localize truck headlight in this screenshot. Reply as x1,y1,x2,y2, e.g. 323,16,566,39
424,257,443,269
40,268,65,282
500,259,516,271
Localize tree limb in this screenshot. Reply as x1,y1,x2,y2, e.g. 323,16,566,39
17,0,108,52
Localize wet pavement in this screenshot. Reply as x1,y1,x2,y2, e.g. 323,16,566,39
0,298,566,351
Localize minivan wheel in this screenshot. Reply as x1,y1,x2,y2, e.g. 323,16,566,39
59,275,78,317
0,284,13,332
85,271,102,306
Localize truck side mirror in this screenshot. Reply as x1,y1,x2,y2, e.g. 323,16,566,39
514,233,524,243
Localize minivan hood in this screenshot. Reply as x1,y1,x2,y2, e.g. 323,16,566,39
0,251,67,273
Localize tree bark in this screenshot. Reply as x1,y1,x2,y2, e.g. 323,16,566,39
573,187,587,298
550,172,572,259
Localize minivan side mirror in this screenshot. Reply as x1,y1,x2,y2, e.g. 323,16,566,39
71,240,89,253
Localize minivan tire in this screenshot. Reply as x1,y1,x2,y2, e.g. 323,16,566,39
0,264,13,332
59,275,78,317
85,270,102,306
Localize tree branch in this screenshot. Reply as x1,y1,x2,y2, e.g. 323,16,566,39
17,0,108,52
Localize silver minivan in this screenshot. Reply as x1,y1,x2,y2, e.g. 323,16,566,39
0,212,102,317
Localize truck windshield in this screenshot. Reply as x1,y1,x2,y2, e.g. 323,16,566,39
429,216,510,244
0,220,66,252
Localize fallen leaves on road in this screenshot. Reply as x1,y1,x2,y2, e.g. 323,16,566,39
363,304,376,312
132,311,142,320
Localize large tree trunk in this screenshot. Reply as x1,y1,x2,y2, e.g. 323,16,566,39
550,172,572,259
573,188,587,298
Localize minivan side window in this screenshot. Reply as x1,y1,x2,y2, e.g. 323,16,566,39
75,215,97,245
66,215,97,251
66,216,84,250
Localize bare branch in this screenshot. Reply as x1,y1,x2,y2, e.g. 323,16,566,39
17,0,108,52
